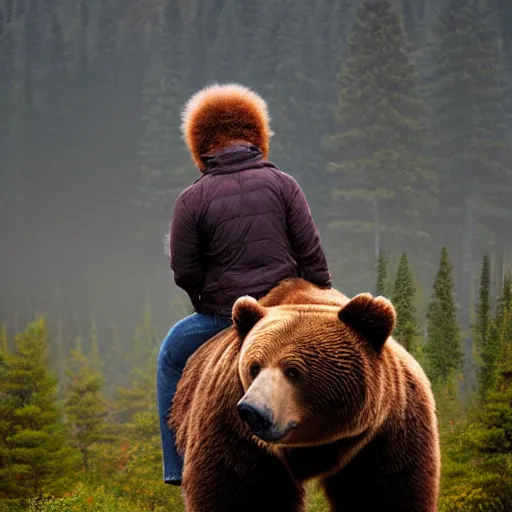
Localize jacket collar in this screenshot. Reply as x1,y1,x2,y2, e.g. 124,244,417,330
193,143,278,184
204,143,263,171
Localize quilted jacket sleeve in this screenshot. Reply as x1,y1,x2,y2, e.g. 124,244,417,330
280,173,332,289
169,193,204,311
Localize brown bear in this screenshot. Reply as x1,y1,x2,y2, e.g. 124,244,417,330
169,278,440,512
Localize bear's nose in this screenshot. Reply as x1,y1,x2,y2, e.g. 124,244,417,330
237,402,272,433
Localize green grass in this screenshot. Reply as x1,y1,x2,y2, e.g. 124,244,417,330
305,482,330,511
0,481,330,512
6,478,502,511
0,484,134,512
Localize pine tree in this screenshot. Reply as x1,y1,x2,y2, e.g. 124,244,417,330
64,345,109,473
245,1,283,91
391,253,418,354
498,1,512,68
464,346,512,509
111,349,183,509
131,295,158,371
88,314,102,375
93,0,118,95
0,6,17,239
104,320,127,394
475,255,495,400
268,0,306,174
111,5,146,238
207,0,263,85
23,0,42,116
17,0,42,245
375,249,390,297
0,325,10,497
326,0,434,291
39,10,72,194
424,247,463,385
54,315,66,396
429,0,512,334
430,0,512,242
136,2,189,223
0,318,76,499
136,33,169,217
445,272,512,510
0,324,8,353
44,12,71,116
207,0,243,81
0,5,15,141
446,377,512,511
492,273,512,387
293,0,352,209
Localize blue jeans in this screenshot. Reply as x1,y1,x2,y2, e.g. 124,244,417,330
156,313,233,484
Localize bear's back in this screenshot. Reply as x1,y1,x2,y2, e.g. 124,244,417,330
259,277,349,308
169,278,348,456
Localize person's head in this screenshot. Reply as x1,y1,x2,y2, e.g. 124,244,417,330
181,83,274,172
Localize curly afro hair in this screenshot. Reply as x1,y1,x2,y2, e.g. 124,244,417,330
181,83,273,171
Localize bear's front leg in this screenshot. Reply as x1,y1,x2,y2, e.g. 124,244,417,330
320,438,438,512
181,432,306,512
321,467,437,512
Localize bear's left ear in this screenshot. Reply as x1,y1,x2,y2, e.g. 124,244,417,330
232,296,267,339
338,293,396,353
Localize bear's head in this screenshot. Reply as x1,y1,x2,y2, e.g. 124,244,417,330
233,293,396,447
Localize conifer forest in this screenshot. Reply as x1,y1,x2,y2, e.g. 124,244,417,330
1,0,512,510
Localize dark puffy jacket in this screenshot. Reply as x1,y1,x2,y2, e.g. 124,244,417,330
169,143,331,317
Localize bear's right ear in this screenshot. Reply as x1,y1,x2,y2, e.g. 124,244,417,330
338,293,396,353
232,296,267,338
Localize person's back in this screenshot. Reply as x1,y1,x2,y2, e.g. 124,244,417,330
171,142,330,318
158,83,331,487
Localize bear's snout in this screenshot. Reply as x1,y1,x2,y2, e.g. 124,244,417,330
237,398,294,442
237,367,300,443
237,402,273,434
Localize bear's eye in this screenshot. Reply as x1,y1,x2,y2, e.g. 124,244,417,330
284,366,301,381
249,362,261,379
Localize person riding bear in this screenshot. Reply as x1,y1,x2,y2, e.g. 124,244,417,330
156,83,331,486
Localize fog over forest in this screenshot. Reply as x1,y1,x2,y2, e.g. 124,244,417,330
1,0,512,351
1,0,512,510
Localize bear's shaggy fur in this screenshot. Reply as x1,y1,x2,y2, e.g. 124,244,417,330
180,83,273,171
169,278,440,512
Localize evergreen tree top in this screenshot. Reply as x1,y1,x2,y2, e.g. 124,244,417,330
424,247,462,384
327,0,434,247
0,318,76,498
375,249,389,297
391,252,418,354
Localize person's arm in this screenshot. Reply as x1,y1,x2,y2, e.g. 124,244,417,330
169,195,204,310
281,174,331,288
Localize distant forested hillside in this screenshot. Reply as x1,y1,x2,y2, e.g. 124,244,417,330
1,0,512,510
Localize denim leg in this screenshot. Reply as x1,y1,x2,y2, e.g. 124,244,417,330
156,313,232,484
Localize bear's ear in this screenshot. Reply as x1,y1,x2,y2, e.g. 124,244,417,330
232,296,267,338
338,293,396,352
